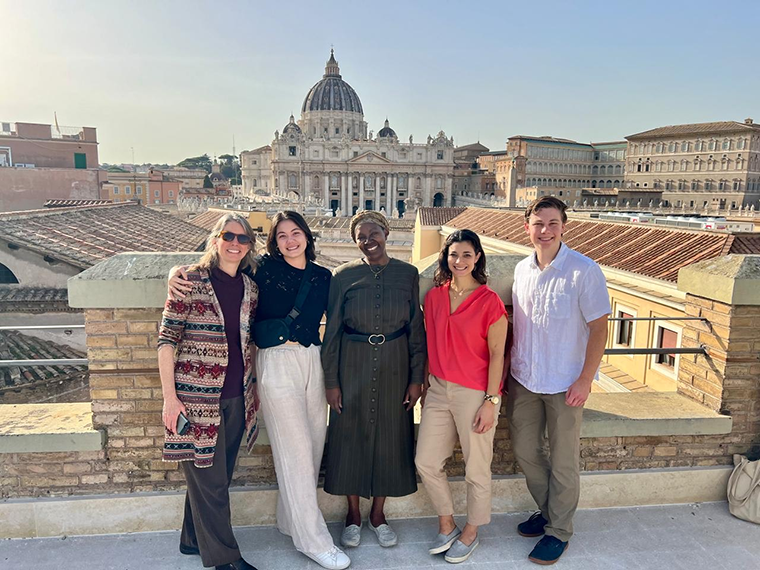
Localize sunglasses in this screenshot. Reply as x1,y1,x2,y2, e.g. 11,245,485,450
217,231,252,245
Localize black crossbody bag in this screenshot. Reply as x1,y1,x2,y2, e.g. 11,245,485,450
253,262,313,349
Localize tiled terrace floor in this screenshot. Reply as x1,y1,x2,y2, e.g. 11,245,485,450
1,502,758,569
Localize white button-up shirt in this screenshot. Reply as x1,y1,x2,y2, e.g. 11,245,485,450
510,243,611,394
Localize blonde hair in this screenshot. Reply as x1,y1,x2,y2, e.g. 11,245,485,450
196,213,257,272
349,210,390,242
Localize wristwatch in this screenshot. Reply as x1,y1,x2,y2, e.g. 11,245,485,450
484,393,500,406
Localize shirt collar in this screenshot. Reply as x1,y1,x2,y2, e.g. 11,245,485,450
530,242,568,272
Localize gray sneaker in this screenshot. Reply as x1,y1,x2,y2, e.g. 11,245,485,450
340,523,361,548
428,527,462,555
444,538,480,564
368,519,398,547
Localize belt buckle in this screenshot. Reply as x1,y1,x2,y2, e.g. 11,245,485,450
368,333,386,346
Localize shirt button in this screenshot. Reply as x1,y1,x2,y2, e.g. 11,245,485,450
374,325,380,330
372,377,377,382
373,367,377,372
374,347,378,351
370,408,376,413
375,304,380,309
375,294,380,299
371,387,377,392
373,357,377,361
371,398,376,403
370,418,375,423
374,314,380,319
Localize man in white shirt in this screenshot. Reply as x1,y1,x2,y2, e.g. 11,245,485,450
507,196,610,565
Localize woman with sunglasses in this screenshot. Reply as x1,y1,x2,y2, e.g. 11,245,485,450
321,210,426,550
159,214,260,570
414,229,507,564
169,211,350,570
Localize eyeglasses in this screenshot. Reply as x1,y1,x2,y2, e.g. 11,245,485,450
217,231,252,245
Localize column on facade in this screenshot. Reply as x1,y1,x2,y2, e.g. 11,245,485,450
387,174,395,213
341,173,348,216
359,173,365,211
323,173,330,208
304,171,311,201
278,172,286,197
424,174,432,207
445,174,452,207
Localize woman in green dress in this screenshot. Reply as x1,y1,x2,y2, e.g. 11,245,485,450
321,210,426,549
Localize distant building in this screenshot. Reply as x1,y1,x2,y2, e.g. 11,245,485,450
241,50,455,217
161,167,207,189
0,120,105,211
101,168,182,205
452,143,497,199
625,118,760,210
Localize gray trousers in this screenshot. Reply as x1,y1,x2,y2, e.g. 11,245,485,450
180,396,245,568
506,376,583,542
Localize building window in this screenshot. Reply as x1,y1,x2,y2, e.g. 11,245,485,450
168,190,174,197
331,150,339,158
289,174,297,188
155,190,160,197
615,309,635,348
681,142,689,152
417,152,422,160
353,151,359,158
722,140,730,151
705,180,712,190
113,186,119,194
381,152,386,158
125,185,131,194
313,150,319,157
0,262,19,284
691,181,697,190
289,146,296,156
136,185,142,195
335,128,340,135
74,153,87,169
654,326,679,370
668,142,676,153
437,150,444,160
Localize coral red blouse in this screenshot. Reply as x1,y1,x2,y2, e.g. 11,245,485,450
424,283,507,391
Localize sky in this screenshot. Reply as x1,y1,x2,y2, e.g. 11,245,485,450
3,0,759,165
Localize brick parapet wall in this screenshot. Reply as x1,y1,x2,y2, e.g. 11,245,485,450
3,298,759,498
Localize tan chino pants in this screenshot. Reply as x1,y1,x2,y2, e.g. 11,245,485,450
415,375,499,527
506,375,583,542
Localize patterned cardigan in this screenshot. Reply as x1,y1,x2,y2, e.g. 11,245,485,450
158,266,259,467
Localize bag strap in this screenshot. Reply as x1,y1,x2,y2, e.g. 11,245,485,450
283,262,314,326
728,455,760,506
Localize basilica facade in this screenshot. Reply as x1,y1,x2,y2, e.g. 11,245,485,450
241,50,455,217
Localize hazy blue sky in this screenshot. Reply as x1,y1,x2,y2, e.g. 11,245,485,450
3,0,758,165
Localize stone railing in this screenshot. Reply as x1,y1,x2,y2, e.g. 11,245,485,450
1,252,758,538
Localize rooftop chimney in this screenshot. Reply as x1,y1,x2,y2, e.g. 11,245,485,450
745,118,754,125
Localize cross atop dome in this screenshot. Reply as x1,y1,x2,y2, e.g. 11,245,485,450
324,48,341,78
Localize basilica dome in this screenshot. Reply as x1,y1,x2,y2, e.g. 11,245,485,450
301,50,363,114
377,119,397,138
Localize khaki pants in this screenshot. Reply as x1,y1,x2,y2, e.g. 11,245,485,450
415,375,498,527
257,344,333,555
506,376,583,542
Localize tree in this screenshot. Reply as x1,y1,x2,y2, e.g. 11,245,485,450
203,175,214,188
218,153,241,185
177,154,212,173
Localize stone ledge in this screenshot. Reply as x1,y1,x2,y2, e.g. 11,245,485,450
0,403,104,453
581,392,732,437
0,466,731,538
68,252,202,309
678,254,760,305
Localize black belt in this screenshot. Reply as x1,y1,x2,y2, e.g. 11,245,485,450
344,326,407,346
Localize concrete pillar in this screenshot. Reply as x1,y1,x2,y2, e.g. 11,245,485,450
323,173,330,208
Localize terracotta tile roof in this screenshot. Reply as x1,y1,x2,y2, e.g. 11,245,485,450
627,120,760,140
0,330,86,391
306,216,415,232
188,209,226,230
445,208,760,283
0,286,74,314
0,203,208,270
44,200,112,208
417,207,467,227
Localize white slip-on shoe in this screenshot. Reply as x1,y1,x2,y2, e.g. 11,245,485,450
305,545,351,570
340,523,361,548
368,519,398,547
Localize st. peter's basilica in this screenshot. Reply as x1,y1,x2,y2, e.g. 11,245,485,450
240,50,455,217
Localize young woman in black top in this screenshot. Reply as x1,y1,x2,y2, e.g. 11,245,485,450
169,211,349,570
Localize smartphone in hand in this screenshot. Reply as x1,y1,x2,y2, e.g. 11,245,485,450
176,412,190,435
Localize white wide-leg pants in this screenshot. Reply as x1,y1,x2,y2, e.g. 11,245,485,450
256,343,333,555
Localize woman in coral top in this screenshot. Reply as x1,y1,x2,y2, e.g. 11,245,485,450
415,229,508,565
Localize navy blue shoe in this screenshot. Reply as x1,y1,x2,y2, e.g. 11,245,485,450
518,512,548,537
528,535,568,565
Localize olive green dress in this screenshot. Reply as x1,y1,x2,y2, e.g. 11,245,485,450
322,258,426,498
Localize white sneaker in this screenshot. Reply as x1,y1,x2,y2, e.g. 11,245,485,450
305,545,351,569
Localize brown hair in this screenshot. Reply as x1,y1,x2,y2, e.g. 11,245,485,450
433,229,488,287
524,195,568,223
266,211,316,262
197,213,257,272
